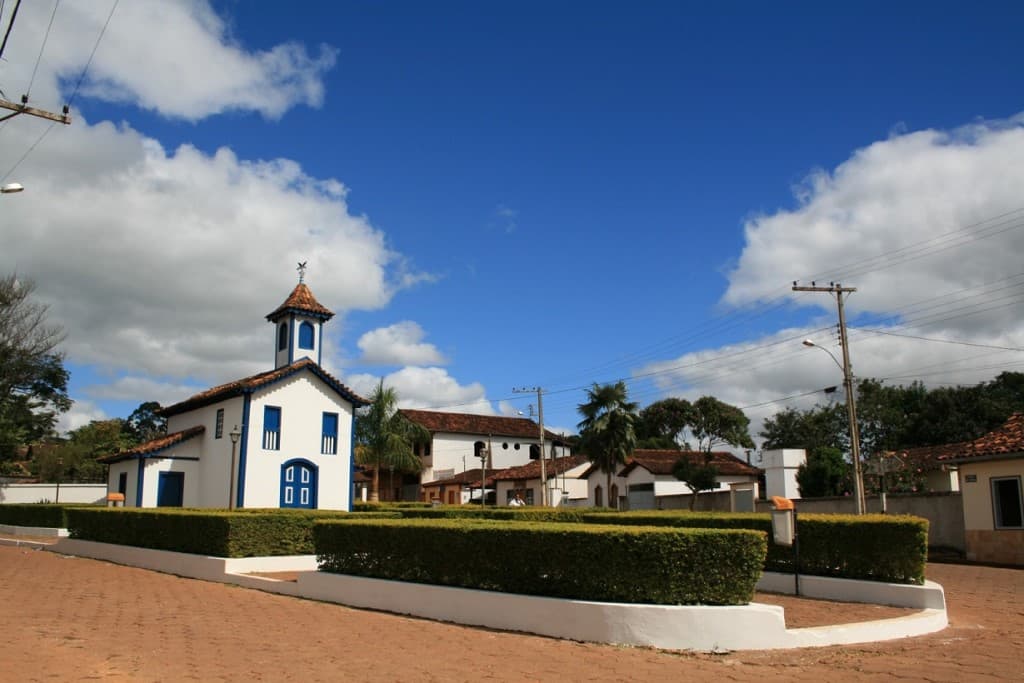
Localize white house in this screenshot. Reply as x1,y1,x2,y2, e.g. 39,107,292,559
582,449,762,510
398,409,571,501
101,280,368,510
491,454,591,507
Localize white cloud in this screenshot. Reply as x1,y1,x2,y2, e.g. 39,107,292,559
346,367,494,415
356,321,448,367
84,376,204,407
57,400,108,435
723,115,1024,340
1,0,335,121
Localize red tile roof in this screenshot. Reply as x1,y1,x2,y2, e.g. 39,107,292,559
399,409,565,441
490,454,590,481
890,412,1024,464
265,283,334,322
581,449,761,479
98,426,205,463
422,468,499,488
161,358,368,417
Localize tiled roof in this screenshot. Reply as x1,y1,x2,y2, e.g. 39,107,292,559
265,283,334,322
422,468,499,488
890,412,1024,464
161,358,368,417
399,409,565,441
98,426,205,463
581,449,761,479
490,454,590,481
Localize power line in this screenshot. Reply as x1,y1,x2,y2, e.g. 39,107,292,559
854,328,1024,353
0,119,54,182
26,0,60,97
67,0,118,106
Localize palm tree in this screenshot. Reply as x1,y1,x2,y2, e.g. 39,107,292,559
577,381,638,508
354,380,428,502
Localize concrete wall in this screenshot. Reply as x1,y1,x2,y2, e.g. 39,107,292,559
0,483,107,504
957,459,1023,564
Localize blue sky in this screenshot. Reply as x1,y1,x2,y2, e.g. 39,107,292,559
2,1,1023,441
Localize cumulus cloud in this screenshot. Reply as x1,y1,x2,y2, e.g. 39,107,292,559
346,367,494,415
724,115,1024,339
356,322,447,367
1,1,336,121
57,400,108,435
84,376,205,407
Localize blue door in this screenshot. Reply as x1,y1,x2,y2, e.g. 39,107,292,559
280,460,317,509
157,472,184,507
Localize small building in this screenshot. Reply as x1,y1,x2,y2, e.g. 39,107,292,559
420,468,497,505
924,412,1024,565
398,409,571,500
582,449,762,510
491,454,591,506
100,278,367,510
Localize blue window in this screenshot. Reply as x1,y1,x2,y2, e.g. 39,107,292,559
278,323,288,351
263,406,281,450
215,408,224,439
157,472,184,507
298,321,315,350
321,412,338,454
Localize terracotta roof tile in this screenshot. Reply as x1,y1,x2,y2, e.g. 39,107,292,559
422,468,499,488
581,449,761,478
266,283,334,322
98,426,205,463
893,412,1024,464
490,454,590,481
400,409,564,441
162,358,367,417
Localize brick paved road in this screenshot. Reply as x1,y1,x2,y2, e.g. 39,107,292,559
0,546,1020,682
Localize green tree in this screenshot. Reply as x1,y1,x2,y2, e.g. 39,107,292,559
126,401,166,443
577,381,638,508
354,380,428,502
0,275,71,459
760,404,847,452
636,397,691,449
795,446,850,498
687,396,755,454
671,456,719,510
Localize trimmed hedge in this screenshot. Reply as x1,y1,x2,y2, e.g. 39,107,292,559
0,503,95,528
314,518,766,605
577,511,928,584
66,508,400,557
352,501,434,511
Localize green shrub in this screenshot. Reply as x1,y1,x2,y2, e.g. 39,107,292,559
0,503,95,528
314,518,766,605
66,508,401,557
352,501,434,512
578,510,928,584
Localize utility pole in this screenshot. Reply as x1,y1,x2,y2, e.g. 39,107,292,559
792,281,866,515
513,386,547,506
0,96,72,125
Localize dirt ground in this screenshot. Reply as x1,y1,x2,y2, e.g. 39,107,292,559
0,545,1021,682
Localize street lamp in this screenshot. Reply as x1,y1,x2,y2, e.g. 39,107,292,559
1,182,24,194
802,339,866,514
228,426,241,509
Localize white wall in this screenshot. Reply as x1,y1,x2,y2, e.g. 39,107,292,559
762,448,805,499
425,433,570,483
0,483,106,504
168,396,245,508
107,460,137,506
140,457,202,507
242,373,354,510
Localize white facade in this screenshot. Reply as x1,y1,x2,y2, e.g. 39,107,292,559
494,460,591,507
762,448,806,499
423,432,571,484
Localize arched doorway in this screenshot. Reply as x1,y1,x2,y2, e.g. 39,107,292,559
280,459,318,509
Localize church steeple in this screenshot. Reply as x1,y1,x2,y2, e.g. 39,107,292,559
266,264,334,369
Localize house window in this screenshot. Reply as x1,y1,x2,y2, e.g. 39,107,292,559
215,408,224,439
595,485,603,507
117,472,128,495
298,321,315,350
992,476,1023,529
278,323,288,351
157,472,184,507
263,406,281,450
529,444,540,460
321,412,338,455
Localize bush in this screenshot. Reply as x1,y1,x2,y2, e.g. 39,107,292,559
315,518,766,605
578,510,928,584
66,508,401,557
0,503,93,528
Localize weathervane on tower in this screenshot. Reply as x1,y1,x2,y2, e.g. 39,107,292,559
297,261,308,284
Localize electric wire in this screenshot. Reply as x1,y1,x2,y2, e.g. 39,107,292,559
26,0,59,97
67,0,118,106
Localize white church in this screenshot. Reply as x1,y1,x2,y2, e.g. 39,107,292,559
101,274,368,510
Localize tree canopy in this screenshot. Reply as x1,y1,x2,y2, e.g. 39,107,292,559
671,456,719,510
688,396,756,453
0,275,70,460
354,380,428,502
577,381,638,508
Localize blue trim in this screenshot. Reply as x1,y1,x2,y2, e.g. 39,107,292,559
348,412,356,512
267,307,332,322
236,395,251,508
287,314,295,364
279,458,318,509
317,321,323,365
298,321,315,350
135,460,144,507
